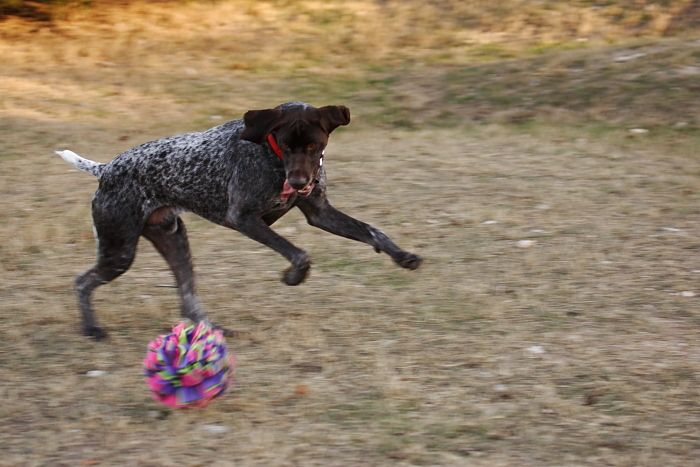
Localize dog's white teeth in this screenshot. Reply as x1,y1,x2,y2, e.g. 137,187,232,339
298,184,313,195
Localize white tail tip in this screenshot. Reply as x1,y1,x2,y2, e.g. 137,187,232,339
55,149,102,177
55,149,81,165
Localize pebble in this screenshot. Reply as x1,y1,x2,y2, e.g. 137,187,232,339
614,52,646,62
680,291,696,298
517,240,535,248
527,345,545,354
85,370,107,377
202,424,229,434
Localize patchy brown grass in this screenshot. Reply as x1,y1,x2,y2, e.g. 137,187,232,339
1,1,700,465
3,1,700,132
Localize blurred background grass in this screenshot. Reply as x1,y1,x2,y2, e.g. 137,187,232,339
2,0,700,133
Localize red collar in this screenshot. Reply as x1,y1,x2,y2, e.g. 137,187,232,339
267,133,296,201
267,134,284,160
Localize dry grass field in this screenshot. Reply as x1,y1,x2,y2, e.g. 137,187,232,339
1,1,700,465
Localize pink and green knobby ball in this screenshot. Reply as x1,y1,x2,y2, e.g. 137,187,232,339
144,321,234,408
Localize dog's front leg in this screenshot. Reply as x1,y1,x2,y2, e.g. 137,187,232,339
226,211,310,285
297,197,422,270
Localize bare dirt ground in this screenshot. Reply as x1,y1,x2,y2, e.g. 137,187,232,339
1,2,699,465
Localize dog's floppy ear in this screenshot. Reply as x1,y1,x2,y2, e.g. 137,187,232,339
241,109,284,144
318,105,350,134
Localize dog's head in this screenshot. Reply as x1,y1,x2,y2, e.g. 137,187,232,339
241,102,350,191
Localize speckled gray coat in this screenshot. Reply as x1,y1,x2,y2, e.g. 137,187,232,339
57,102,421,339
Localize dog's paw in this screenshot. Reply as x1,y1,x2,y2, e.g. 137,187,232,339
83,325,108,340
394,252,422,270
283,262,310,286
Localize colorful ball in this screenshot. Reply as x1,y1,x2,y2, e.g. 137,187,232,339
144,321,234,408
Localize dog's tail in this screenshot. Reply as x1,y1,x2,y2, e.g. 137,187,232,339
55,150,105,178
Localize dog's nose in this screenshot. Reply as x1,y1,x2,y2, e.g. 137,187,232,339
287,175,309,190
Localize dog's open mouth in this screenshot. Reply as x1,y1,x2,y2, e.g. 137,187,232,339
296,181,315,196
281,179,315,200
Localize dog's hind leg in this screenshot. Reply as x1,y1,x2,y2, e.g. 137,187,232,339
142,216,206,324
75,231,139,340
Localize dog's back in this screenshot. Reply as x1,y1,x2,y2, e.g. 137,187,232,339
94,119,280,224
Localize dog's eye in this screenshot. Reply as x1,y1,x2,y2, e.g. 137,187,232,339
307,143,317,153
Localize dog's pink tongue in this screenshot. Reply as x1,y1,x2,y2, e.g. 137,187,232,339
280,179,314,201
280,180,296,201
